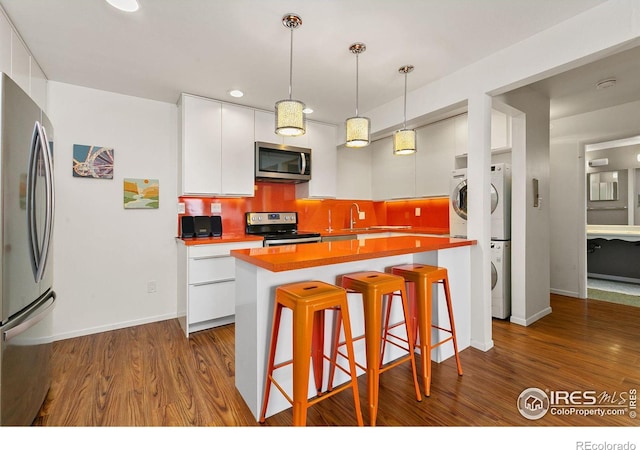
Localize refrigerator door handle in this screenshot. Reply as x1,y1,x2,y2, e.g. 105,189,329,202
26,121,41,281
37,124,55,281
2,291,56,343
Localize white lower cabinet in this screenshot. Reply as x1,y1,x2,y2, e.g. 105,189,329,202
177,241,262,336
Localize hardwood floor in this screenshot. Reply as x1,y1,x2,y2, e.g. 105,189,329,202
33,294,640,427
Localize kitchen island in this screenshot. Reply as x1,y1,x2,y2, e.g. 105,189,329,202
231,235,476,420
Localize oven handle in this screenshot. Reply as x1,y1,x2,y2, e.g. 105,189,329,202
264,236,321,246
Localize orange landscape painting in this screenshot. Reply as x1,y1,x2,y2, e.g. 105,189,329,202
123,178,159,209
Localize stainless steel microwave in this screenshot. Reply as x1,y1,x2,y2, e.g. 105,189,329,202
255,141,311,183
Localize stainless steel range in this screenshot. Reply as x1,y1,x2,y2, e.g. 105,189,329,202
245,212,321,247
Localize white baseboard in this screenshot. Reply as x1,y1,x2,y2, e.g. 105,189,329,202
550,288,579,298
510,307,553,326
470,338,494,352
52,312,177,342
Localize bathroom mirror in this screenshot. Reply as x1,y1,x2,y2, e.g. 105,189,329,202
589,171,619,201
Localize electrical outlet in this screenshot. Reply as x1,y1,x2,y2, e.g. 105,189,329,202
211,202,222,214
359,211,365,220
415,207,421,217
147,280,157,293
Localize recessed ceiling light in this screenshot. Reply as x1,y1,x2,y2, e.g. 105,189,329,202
229,90,244,98
303,107,313,114
595,78,616,90
106,0,139,12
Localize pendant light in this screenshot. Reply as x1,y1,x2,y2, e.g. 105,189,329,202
275,14,306,136
393,65,416,155
345,43,370,148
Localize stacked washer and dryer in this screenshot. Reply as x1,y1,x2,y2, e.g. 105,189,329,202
449,163,512,319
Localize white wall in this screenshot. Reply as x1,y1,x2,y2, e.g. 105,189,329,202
48,82,179,340
549,99,640,298
500,87,552,325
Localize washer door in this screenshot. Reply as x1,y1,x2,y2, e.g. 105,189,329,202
491,261,498,290
451,180,468,220
452,180,498,219
490,183,498,214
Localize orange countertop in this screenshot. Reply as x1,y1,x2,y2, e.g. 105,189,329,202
176,234,264,246
230,235,476,272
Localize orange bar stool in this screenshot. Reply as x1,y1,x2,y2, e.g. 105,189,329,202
259,280,363,426
389,264,463,397
329,271,422,426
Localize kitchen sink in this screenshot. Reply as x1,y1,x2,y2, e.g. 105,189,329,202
339,226,411,232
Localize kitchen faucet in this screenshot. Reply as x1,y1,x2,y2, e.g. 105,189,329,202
350,203,361,230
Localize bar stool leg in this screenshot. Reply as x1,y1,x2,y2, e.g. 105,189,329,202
362,294,382,427
415,276,432,396
339,304,364,426
311,311,325,394
442,278,463,376
291,306,314,426
259,303,283,423
398,283,423,402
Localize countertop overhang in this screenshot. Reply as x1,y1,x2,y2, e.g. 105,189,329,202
230,235,476,272
586,225,640,241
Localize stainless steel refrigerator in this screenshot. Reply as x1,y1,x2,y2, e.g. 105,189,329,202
0,73,56,426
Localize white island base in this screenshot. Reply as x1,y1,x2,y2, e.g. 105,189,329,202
234,244,472,421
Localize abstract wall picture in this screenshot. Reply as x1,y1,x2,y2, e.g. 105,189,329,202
124,178,159,209
73,144,114,179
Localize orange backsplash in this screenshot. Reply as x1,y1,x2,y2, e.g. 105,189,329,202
178,182,449,236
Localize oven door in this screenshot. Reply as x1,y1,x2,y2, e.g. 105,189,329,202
263,236,322,247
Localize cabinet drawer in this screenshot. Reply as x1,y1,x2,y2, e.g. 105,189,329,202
189,255,235,284
188,280,235,324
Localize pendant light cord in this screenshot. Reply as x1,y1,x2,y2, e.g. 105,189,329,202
403,71,408,129
355,52,360,117
288,27,294,100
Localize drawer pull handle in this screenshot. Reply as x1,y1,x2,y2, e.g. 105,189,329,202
191,278,235,287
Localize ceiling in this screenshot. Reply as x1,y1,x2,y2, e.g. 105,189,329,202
0,0,623,126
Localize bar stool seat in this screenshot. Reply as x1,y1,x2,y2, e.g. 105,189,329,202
390,264,463,397
259,280,363,426
329,271,422,426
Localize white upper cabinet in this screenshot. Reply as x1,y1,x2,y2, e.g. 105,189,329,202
454,114,468,157
254,110,277,144
10,30,30,95
371,137,416,201
1,10,47,110
0,12,11,76
491,109,511,151
336,144,372,200
295,121,337,198
30,61,47,110
453,110,512,158
179,94,254,197
180,94,222,195
221,103,255,196
415,118,457,197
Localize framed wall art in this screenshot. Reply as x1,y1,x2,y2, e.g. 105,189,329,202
73,144,114,179
124,178,159,209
